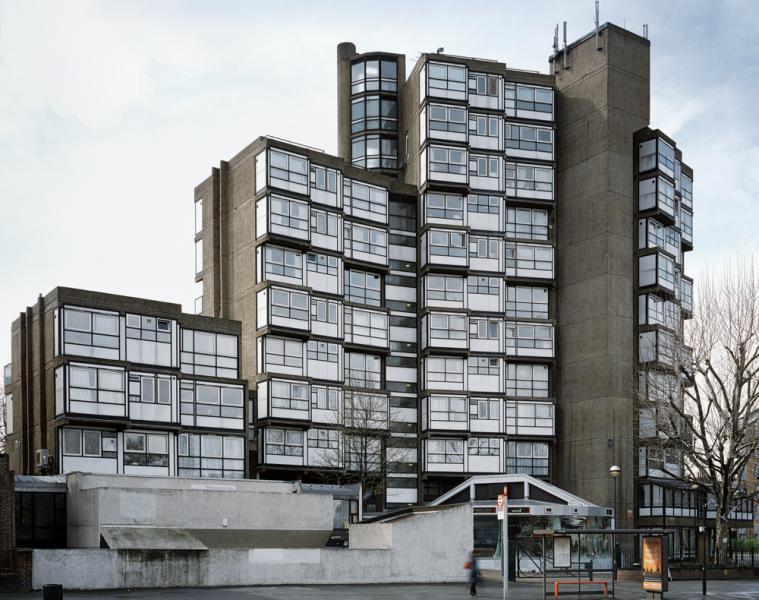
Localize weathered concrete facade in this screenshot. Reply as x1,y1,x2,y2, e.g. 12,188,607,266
551,25,649,529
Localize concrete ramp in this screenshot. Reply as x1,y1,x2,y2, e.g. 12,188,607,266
100,527,207,550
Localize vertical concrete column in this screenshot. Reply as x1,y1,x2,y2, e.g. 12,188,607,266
336,42,356,162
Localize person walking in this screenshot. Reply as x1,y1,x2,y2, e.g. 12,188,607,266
466,551,479,596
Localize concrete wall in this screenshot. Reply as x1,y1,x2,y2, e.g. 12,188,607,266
66,472,334,549
32,504,473,590
552,24,650,528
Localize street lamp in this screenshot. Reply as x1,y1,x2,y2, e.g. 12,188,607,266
691,482,707,596
610,465,621,581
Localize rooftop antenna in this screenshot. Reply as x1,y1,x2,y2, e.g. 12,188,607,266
595,0,602,50
436,47,444,54
553,23,559,55
643,24,649,39
563,21,568,69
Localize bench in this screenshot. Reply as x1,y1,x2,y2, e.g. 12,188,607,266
554,580,609,598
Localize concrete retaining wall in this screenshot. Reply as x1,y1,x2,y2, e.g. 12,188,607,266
32,504,473,590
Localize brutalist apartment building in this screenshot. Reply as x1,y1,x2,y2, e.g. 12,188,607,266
191,20,697,534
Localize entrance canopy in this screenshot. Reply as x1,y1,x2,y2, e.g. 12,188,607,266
428,474,611,519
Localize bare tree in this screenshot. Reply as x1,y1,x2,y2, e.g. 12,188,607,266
311,390,411,512
639,261,759,563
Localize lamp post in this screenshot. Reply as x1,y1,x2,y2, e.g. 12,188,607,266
691,483,707,596
610,465,621,581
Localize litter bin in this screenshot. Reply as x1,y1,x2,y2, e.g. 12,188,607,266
42,584,63,600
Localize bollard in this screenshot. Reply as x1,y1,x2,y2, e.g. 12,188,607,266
42,584,63,600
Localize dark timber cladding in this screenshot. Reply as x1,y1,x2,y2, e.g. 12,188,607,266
551,24,650,529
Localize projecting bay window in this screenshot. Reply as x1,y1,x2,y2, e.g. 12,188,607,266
426,439,464,472
681,276,693,314
61,364,126,418
425,275,465,308
306,340,342,381
639,137,676,179
308,208,340,251
180,329,239,378
351,96,397,133
60,428,118,474
60,306,120,360
505,83,554,121
306,251,342,295
424,192,465,225
506,364,549,398
505,401,554,436
658,140,676,178
271,379,309,416
425,395,467,431
424,104,467,144
469,154,502,191
307,428,341,467
639,329,678,367
680,207,693,246
180,380,244,429
352,135,397,170
423,313,467,350
505,242,554,279
344,392,389,430
256,287,310,332
468,356,503,393
638,294,680,329
343,179,388,224
505,162,554,201
639,252,676,292
469,114,502,151
310,297,341,338
345,269,381,307
506,207,549,241
258,245,304,285
466,195,502,231
178,433,244,479
344,351,382,389
123,431,170,472
344,307,388,348
467,437,500,462
125,314,174,367
506,322,554,358
310,164,340,208
426,62,467,101
423,229,467,268
469,318,502,353
506,286,549,320
311,385,341,424
638,446,681,479
425,356,465,391
506,441,549,477
505,124,554,160
423,146,467,185
258,336,304,376
469,235,501,272
265,148,309,195
680,174,693,210
128,372,174,423
467,276,501,312
344,222,388,265
639,177,677,223
469,398,501,434
468,72,503,110
264,428,304,466
256,195,309,242
351,57,397,93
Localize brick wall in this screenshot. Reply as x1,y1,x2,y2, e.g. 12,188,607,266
0,453,15,572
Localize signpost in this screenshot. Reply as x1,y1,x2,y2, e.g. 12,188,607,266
553,535,572,568
501,486,509,600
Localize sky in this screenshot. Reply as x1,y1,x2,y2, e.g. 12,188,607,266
0,0,758,371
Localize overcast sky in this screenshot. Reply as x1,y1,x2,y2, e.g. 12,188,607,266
1,0,757,371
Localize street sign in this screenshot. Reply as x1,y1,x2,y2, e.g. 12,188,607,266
497,494,505,508
554,535,572,568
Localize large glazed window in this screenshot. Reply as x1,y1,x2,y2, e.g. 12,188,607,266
345,269,381,306
505,124,553,156
123,431,169,467
345,351,382,389
429,229,466,257
61,306,120,360
265,337,303,369
351,96,397,133
307,340,340,363
505,83,553,116
428,63,466,93
128,373,172,405
468,73,500,97
68,364,125,406
269,149,308,187
430,395,467,423
351,58,397,93
506,441,549,476
180,329,239,378
427,439,464,464
505,163,553,195
468,437,500,456
125,314,173,367
467,194,500,215
180,380,245,424
343,180,388,221
506,207,549,240
61,428,117,458
426,357,464,384
429,146,467,174
426,193,464,221
270,196,309,232
270,379,309,411
426,275,465,302
430,314,467,340
506,286,549,319
344,222,388,260
266,428,304,456
178,433,244,478
428,104,467,133
351,135,397,169
506,364,549,397
264,246,303,281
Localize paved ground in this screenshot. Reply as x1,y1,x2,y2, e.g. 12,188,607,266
4,580,759,599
